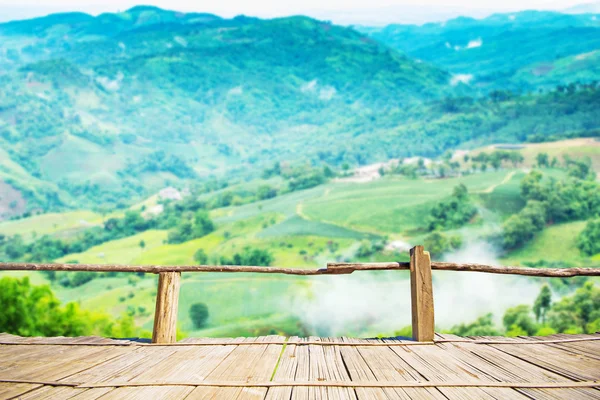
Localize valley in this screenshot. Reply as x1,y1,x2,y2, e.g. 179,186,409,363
2,139,599,338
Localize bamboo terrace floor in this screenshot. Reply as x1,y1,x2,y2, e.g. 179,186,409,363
1,333,599,399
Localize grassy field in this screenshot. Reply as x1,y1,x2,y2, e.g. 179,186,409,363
501,221,589,265
301,172,510,235
477,171,526,219
0,210,102,240
468,138,600,172
54,230,169,264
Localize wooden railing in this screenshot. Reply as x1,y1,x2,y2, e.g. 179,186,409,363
1,245,599,343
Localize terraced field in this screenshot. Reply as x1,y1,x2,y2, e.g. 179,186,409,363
301,171,510,234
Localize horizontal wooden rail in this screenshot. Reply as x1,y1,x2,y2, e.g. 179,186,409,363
1,261,598,277
2,252,598,344
0,262,403,274
331,262,600,277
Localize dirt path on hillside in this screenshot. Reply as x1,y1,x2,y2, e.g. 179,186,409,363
481,170,517,194
296,203,310,220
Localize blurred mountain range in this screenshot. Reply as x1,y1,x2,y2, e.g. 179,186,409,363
0,6,598,212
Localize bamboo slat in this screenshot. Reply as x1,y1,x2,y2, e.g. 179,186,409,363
436,333,600,400
184,336,277,399
306,337,327,399
265,336,299,400
2,334,600,400
387,341,506,399
292,337,311,400
344,337,437,400
488,338,600,381
4,378,600,390
53,380,600,389
0,382,42,399
0,344,137,399
240,335,288,400
533,334,600,360
6,378,600,389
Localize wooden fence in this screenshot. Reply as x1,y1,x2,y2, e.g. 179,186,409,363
1,245,599,343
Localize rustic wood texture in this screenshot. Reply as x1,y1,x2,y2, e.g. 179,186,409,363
2,261,599,276
410,245,435,342
152,272,181,344
2,333,598,399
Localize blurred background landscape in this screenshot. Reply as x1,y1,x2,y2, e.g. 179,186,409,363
0,0,599,340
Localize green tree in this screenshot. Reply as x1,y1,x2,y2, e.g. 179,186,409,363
220,247,273,266
490,157,502,171
0,277,140,337
168,210,215,244
502,200,546,249
508,152,524,167
355,240,386,258
192,210,215,237
139,240,145,250
503,305,537,336
450,313,500,336
565,157,595,180
536,152,549,168
256,185,277,200
547,282,600,334
356,240,374,258
194,249,208,264
533,285,552,324
520,170,545,200
452,183,468,200
427,185,477,231
423,231,462,257
189,303,209,329
576,219,600,256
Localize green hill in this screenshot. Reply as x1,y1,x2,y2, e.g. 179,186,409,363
0,8,452,210
1,7,599,215
361,10,600,90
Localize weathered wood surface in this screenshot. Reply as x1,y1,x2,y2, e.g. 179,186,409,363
2,261,599,276
410,246,434,342
329,262,600,277
152,271,181,344
1,333,599,399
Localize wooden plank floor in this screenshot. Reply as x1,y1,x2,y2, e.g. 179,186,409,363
0,333,599,399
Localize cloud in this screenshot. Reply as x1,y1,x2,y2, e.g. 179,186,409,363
319,86,336,100
301,79,318,93
450,73,474,86
294,240,540,336
466,38,482,49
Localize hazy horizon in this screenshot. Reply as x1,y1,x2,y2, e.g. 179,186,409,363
1,0,598,25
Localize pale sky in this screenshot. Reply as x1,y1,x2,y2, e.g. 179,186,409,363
0,0,594,25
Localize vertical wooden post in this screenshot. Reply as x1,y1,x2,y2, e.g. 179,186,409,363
410,245,434,342
152,271,181,344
